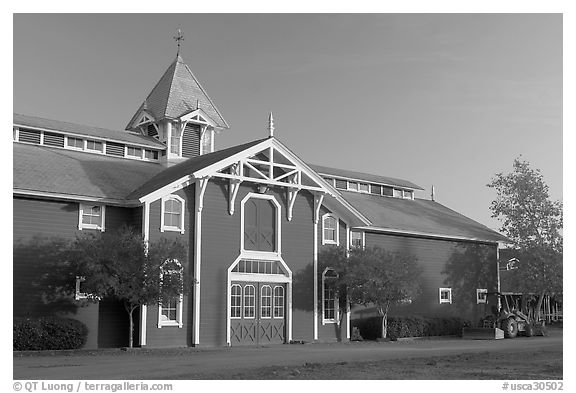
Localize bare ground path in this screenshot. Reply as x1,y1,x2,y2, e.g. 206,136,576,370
13,329,562,380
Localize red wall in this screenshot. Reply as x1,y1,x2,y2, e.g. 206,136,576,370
13,197,141,348
198,179,316,346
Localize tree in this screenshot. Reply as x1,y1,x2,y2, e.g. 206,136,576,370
320,246,422,339
488,157,563,320
66,226,188,347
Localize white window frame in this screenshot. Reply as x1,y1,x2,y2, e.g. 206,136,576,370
78,204,106,232
158,259,184,328
347,181,359,191
260,285,273,319
358,183,369,193
240,193,282,257
321,213,339,246
160,195,185,234
85,139,104,153
66,136,84,150
476,288,488,304
439,287,452,304
273,285,285,319
349,230,365,249
230,284,242,319
322,268,339,324
243,284,256,319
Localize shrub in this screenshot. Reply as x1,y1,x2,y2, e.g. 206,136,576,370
14,317,88,351
351,315,469,340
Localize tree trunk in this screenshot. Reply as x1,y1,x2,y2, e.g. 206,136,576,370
534,290,546,323
124,302,136,349
380,302,390,339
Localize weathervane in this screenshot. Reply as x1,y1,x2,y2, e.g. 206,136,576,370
173,28,184,56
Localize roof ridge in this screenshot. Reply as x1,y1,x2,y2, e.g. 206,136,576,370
14,113,137,136
181,61,230,129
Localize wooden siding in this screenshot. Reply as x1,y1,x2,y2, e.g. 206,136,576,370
199,180,317,346
145,188,194,347
356,232,498,322
182,123,200,158
13,197,145,349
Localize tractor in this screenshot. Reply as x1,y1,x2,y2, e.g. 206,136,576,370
479,292,547,338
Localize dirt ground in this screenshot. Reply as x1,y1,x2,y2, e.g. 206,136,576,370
14,326,563,380
190,348,562,380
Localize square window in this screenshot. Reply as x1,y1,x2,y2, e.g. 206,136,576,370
78,204,105,231
144,149,159,160
439,288,452,304
382,186,394,196
477,289,488,304
403,190,414,199
335,179,347,189
350,231,363,249
359,183,369,193
86,140,103,152
126,146,142,157
393,189,403,198
370,184,381,195
67,137,84,149
348,182,359,191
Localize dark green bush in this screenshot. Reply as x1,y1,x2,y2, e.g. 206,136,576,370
351,316,469,340
13,317,88,351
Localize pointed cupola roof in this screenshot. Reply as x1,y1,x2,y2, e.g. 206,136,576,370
126,55,229,130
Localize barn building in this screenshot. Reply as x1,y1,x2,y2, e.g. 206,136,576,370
13,53,507,348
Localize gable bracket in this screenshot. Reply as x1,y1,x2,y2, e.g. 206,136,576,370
228,163,242,215
196,176,211,213
313,192,326,224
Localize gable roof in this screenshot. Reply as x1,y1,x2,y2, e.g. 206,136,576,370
126,138,269,200
309,164,424,190
13,143,164,204
343,190,508,243
126,55,229,130
14,113,166,149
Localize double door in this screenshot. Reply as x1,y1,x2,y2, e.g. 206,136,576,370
230,282,285,345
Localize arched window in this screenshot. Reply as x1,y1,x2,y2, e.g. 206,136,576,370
322,268,339,324
161,195,185,234
260,285,272,319
273,286,285,318
230,284,242,319
243,285,255,319
158,259,183,328
243,198,277,252
322,213,339,245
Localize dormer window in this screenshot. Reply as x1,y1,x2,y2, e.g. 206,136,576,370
67,137,84,149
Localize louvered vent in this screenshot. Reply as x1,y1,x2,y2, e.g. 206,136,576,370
18,129,41,144
106,142,125,157
182,124,200,158
43,132,65,148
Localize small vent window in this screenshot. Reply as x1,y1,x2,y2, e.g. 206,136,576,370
371,184,381,195
126,146,142,158
382,186,394,196
18,129,41,144
106,141,125,157
43,132,65,148
335,179,347,189
144,150,159,160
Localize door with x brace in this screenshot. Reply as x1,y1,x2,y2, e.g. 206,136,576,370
230,282,285,345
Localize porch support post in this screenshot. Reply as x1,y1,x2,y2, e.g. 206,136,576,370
313,192,325,341
139,201,150,346
193,177,210,346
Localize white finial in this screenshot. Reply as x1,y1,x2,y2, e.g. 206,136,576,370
431,185,435,201
268,112,275,138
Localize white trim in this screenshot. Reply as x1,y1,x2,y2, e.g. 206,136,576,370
140,305,147,346
78,203,106,232
349,230,365,249
160,194,186,234
240,193,282,256
260,285,273,319
179,108,219,128
439,288,452,304
13,189,134,206
476,288,488,304
315,171,422,192
321,213,339,246
225,253,293,345
13,123,165,150
230,284,243,319
192,178,209,345
345,223,350,339
353,226,502,245
13,126,19,141
157,293,184,328
321,268,339,325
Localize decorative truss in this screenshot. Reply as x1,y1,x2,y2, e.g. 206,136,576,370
210,145,327,221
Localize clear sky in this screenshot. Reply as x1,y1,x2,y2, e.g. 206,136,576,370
13,13,563,231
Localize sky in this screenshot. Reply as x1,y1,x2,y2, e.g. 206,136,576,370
12,13,563,232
